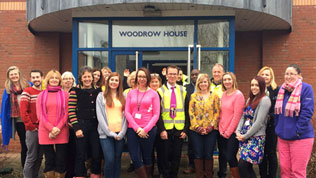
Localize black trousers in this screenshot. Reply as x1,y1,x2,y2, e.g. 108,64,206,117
74,120,101,177
259,120,278,178
65,128,76,178
41,144,67,173
218,133,239,178
160,130,184,178
15,121,27,168
239,159,257,178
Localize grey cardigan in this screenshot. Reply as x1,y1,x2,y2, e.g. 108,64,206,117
236,96,271,139
96,92,127,139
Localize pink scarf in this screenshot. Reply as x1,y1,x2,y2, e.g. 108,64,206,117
40,85,66,125
275,79,302,117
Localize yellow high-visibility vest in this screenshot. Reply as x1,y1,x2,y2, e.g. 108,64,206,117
210,82,223,99
157,84,187,130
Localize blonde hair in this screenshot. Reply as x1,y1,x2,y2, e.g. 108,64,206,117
101,66,112,74
127,71,136,88
5,66,29,93
222,72,238,91
61,71,76,87
195,73,211,93
257,66,277,90
44,70,62,88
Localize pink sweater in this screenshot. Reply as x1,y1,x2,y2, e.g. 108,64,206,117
125,88,160,133
219,90,245,139
37,91,69,145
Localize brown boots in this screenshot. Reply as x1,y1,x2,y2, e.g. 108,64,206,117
136,166,149,178
194,159,214,178
204,159,213,178
230,167,240,178
44,171,55,178
194,159,204,178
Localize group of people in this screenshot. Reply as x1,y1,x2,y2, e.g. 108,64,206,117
0,63,314,178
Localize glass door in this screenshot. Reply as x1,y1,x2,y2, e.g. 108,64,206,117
112,51,142,76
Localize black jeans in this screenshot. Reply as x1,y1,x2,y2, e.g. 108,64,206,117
218,133,239,178
15,121,27,168
259,120,278,178
160,130,184,178
239,159,257,178
41,144,67,173
74,120,101,177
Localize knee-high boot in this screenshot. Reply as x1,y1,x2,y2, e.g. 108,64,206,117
230,167,240,178
194,159,204,178
204,159,213,178
136,166,149,178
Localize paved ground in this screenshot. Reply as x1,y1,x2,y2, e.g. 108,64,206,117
0,151,268,178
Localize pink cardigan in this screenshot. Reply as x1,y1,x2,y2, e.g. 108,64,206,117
37,91,69,145
125,88,160,133
219,90,245,139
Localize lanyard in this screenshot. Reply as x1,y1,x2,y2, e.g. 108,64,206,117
137,89,148,111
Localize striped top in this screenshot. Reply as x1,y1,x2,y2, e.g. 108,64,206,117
68,87,101,131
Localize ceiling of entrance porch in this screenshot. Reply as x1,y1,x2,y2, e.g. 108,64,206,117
28,3,291,33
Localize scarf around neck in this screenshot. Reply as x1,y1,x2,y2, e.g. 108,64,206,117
275,79,302,117
40,85,65,125
10,85,22,118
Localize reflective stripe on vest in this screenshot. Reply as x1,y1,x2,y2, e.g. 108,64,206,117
158,84,186,130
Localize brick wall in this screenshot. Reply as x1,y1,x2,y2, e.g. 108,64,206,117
0,4,60,152
235,31,262,97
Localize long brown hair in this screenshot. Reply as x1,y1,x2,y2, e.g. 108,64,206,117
103,72,125,110
5,66,29,93
246,76,266,109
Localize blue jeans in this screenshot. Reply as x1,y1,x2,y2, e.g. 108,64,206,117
100,137,125,178
190,130,218,159
127,127,156,169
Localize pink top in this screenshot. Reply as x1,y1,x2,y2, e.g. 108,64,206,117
125,88,160,133
37,91,69,145
219,90,245,139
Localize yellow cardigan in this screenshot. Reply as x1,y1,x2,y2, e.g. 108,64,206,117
189,92,220,131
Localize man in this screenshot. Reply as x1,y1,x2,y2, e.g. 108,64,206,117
20,70,43,178
157,65,189,178
210,64,227,178
210,63,225,98
183,69,200,174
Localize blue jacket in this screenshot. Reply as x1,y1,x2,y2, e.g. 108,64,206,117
275,82,315,140
0,89,14,146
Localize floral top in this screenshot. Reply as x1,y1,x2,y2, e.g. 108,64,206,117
189,92,220,133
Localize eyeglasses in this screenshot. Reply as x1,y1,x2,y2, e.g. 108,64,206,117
63,77,73,81
167,73,177,76
150,73,159,77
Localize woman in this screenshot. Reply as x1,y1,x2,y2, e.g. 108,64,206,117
93,68,104,88
257,67,279,178
125,67,160,178
68,66,102,178
96,72,127,178
1,66,29,167
236,76,271,178
218,72,245,178
36,70,69,178
150,73,163,176
188,73,220,178
274,64,314,178
101,66,112,81
149,73,162,91
61,71,76,92
123,71,137,96
61,71,77,178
